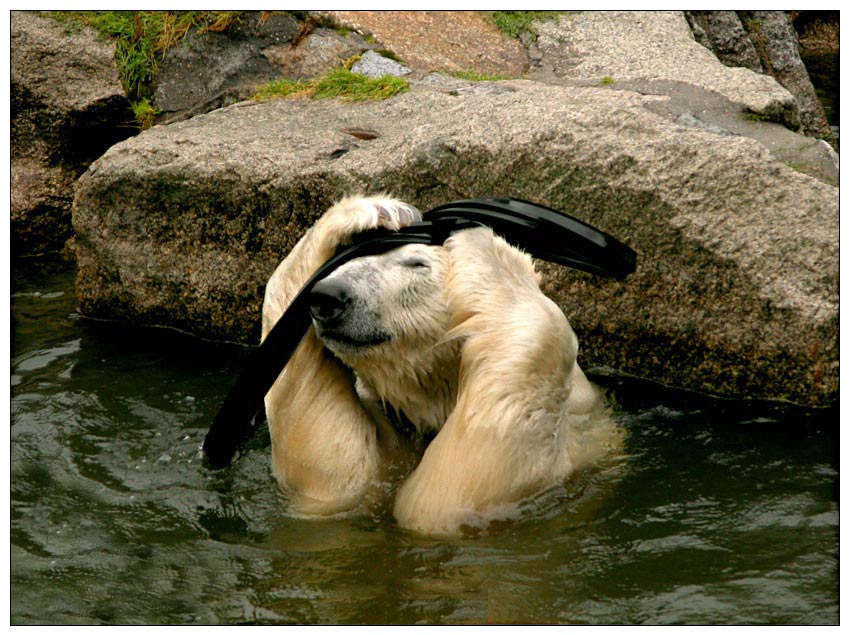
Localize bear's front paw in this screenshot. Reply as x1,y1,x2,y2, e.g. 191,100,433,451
323,196,422,242
373,199,421,230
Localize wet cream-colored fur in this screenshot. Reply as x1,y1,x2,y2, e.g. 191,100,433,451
262,195,622,533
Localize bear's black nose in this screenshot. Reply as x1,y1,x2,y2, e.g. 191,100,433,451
309,278,351,323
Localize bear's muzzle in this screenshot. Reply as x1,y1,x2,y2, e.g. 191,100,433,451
309,278,351,324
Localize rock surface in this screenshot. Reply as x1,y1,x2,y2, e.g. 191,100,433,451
263,26,374,80
151,11,302,121
319,10,528,76
614,78,838,187
685,10,764,72
350,50,412,78
738,10,833,139
73,79,838,407
151,12,387,124
528,11,838,185
687,11,833,140
11,11,135,256
529,11,801,130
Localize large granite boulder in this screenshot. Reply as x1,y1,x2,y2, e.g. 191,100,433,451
73,78,838,407
11,11,134,257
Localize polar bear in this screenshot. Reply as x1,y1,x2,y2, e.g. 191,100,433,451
262,195,623,534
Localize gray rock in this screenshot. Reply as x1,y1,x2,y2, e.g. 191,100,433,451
73,80,838,408
530,11,801,130
11,11,134,256
685,11,833,142
409,71,477,91
11,157,79,257
685,10,764,72
408,72,517,97
614,78,838,187
528,10,837,182
350,50,412,78
151,12,302,120
738,11,833,139
263,27,377,80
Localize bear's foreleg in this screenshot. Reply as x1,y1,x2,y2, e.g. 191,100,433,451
393,228,602,534
265,331,384,514
262,196,419,514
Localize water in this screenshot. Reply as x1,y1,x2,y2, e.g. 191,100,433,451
10,257,838,625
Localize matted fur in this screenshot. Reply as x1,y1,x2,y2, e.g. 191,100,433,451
262,195,623,533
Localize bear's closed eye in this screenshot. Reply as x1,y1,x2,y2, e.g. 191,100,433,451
401,257,430,269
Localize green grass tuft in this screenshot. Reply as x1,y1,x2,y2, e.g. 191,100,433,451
253,78,313,101
599,76,615,85
488,11,564,42
743,110,772,122
253,67,409,103
312,67,409,101
46,11,244,128
131,98,162,130
452,69,513,82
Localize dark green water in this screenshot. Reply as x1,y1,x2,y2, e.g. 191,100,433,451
10,257,839,625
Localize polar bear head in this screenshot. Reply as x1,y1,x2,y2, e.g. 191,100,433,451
307,242,460,432
309,243,452,361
